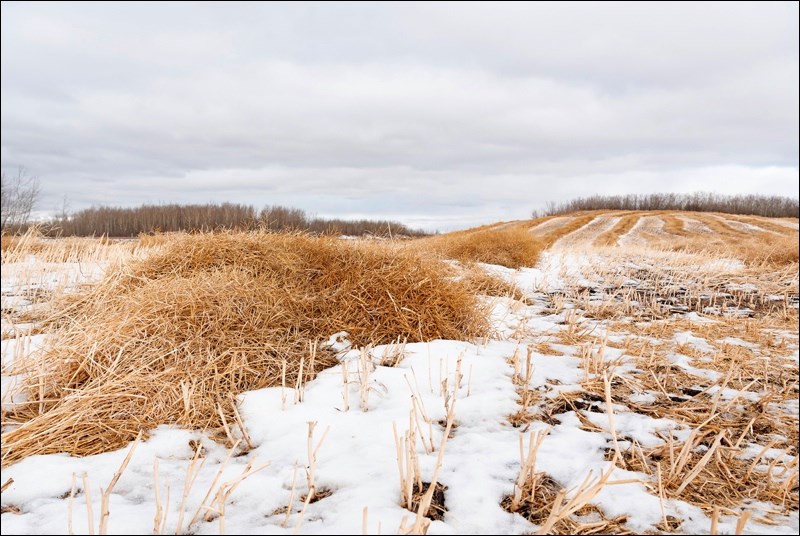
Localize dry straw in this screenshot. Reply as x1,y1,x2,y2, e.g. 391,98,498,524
1,226,146,264
414,226,544,269
458,265,532,304
593,212,645,247
2,231,488,465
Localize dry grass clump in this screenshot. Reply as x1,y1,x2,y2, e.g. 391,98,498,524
1,231,488,466
415,227,543,269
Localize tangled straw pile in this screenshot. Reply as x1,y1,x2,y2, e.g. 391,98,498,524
2,232,488,466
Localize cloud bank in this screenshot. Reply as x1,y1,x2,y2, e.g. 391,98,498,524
2,2,797,230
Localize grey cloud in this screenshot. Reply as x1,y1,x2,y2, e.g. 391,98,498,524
2,2,797,231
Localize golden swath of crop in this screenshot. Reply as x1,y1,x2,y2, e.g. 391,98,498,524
1,231,488,466
412,225,544,269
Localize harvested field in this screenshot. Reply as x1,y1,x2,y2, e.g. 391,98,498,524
1,210,797,535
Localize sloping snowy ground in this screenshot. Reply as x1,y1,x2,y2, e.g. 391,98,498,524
1,251,797,535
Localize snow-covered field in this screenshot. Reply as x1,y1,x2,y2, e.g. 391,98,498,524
1,224,798,535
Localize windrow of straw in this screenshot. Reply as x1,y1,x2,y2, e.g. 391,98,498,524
537,212,602,249
2,231,488,466
593,212,645,247
413,226,543,269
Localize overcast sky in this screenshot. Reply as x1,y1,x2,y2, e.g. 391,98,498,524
2,2,798,231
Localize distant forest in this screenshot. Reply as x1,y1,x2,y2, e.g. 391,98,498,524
35,203,427,238
537,192,799,218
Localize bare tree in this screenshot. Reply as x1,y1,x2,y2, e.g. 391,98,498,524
56,194,71,224
1,167,40,230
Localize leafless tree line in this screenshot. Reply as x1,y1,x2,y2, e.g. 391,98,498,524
536,192,799,218
1,167,40,230
41,203,426,237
